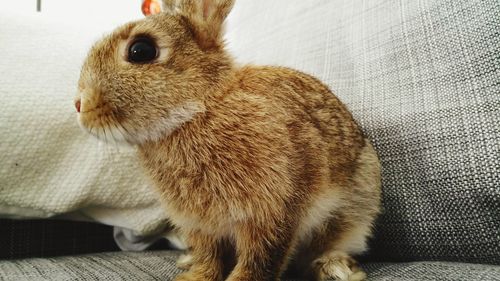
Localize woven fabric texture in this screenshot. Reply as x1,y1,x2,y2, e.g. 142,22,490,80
0,251,499,281
225,0,499,264
362,262,500,281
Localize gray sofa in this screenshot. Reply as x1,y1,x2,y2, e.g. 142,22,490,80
1,251,499,281
1,0,499,280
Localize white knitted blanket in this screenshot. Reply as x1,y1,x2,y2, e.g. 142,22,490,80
0,10,169,237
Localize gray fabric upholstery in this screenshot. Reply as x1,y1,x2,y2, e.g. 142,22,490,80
0,252,182,281
226,0,500,264
363,262,500,281
361,0,500,264
0,251,499,281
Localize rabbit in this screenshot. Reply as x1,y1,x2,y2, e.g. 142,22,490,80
74,0,381,280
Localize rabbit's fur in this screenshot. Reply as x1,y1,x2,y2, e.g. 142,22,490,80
75,0,381,280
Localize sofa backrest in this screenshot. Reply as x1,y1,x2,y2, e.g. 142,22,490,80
226,0,499,264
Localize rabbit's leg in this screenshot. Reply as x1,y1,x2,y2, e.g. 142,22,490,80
311,250,366,281
304,141,379,281
176,252,194,270
299,220,371,281
226,222,298,281
174,230,225,281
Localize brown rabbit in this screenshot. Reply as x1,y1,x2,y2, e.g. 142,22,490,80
75,0,381,280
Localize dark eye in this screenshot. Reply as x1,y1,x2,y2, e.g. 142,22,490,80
128,38,158,63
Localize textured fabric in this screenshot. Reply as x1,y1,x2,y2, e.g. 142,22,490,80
0,219,119,260
363,262,500,281
225,0,500,264
113,226,186,251
0,251,499,281
0,251,182,281
0,11,170,237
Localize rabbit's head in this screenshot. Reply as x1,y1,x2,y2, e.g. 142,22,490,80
75,0,235,144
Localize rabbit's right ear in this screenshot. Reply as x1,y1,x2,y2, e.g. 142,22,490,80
161,0,203,16
162,0,179,14
163,0,235,50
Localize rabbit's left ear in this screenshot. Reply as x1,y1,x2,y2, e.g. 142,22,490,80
163,0,235,50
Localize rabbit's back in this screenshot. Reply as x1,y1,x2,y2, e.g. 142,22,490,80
234,66,367,179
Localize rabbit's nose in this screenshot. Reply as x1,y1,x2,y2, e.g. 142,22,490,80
75,99,81,113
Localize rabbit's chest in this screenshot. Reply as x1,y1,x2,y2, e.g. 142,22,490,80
139,151,236,232
162,197,235,236
159,171,238,235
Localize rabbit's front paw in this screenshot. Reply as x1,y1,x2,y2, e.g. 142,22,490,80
312,251,366,281
176,253,193,270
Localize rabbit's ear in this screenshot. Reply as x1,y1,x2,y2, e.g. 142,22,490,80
166,0,235,50
161,0,179,14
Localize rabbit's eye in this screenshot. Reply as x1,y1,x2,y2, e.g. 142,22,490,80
128,38,158,63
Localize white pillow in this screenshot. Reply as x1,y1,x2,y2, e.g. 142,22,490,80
0,7,169,239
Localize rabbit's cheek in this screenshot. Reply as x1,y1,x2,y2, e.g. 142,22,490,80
125,101,206,144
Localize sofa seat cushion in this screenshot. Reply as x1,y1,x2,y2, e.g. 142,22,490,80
0,251,499,281
363,262,500,281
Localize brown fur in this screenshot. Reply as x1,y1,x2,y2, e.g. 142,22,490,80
75,1,381,280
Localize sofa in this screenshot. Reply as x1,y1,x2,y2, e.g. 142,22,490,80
0,0,499,280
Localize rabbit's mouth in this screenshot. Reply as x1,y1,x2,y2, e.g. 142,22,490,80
79,123,131,145
74,93,130,145
77,101,206,146
77,108,130,146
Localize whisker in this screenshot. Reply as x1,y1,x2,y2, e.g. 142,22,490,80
121,123,137,144
101,127,108,145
